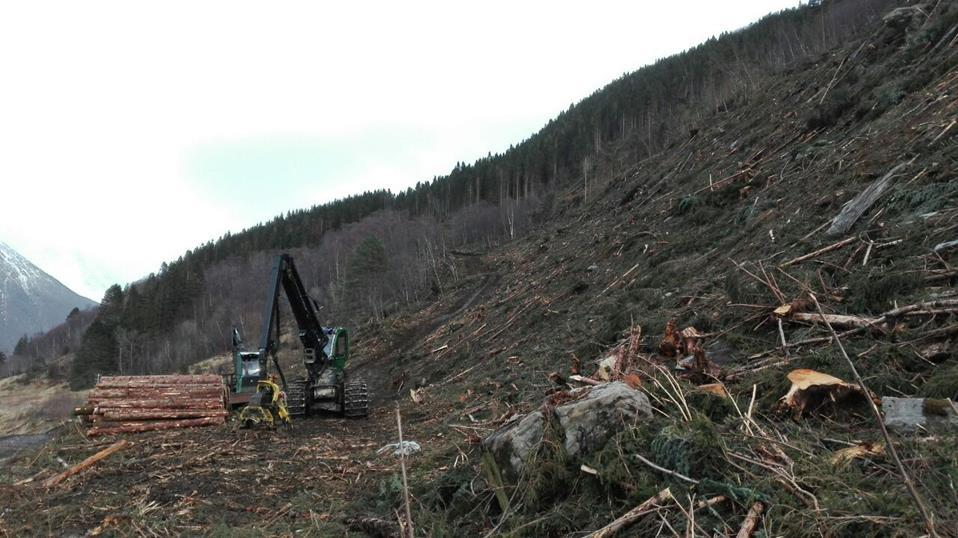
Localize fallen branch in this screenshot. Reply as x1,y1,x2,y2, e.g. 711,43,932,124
746,298,958,361
735,502,765,538
780,237,857,267
695,495,728,510
634,453,699,484
42,440,131,487
569,374,604,386
600,263,640,295
789,312,881,329
826,162,911,237
810,294,939,537
585,488,673,538
395,404,414,538
882,298,958,318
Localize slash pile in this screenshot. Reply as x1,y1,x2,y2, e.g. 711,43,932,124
77,374,228,437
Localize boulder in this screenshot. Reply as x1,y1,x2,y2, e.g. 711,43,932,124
883,6,924,31
883,397,958,432
483,382,652,480
483,410,545,478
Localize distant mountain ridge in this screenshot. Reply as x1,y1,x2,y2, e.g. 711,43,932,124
0,242,97,352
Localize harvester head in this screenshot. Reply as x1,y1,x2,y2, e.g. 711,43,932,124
238,378,291,428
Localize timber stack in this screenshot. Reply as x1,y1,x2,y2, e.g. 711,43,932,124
76,374,228,437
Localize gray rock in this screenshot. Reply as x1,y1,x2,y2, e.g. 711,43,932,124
555,382,652,458
483,411,544,478
483,382,652,480
883,6,923,30
883,397,958,432
933,239,958,254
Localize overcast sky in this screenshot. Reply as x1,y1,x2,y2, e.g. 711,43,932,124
0,0,802,302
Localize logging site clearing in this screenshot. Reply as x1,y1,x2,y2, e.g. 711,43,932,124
3,1,958,536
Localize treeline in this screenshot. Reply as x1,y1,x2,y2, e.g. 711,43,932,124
65,202,537,388
0,307,97,378
19,0,899,386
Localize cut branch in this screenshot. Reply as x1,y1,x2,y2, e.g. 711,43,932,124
780,237,857,267
735,502,765,538
789,312,881,329
585,488,673,538
43,440,131,487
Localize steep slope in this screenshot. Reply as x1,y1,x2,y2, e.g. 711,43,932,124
57,0,899,382
0,242,97,352
2,1,957,536
350,3,958,535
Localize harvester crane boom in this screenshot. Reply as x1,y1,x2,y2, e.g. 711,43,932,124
257,254,329,389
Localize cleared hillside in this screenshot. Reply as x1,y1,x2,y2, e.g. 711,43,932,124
2,0,957,536
25,0,898,387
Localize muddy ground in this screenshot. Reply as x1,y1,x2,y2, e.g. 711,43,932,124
1,407,419,536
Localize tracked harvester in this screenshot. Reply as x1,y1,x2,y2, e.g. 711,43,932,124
229,254,369,421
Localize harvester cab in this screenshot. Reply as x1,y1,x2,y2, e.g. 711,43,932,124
228,328,265,407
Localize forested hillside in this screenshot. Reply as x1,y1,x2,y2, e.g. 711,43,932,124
13,0,900,387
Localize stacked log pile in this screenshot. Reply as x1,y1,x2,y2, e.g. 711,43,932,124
78,375,228,437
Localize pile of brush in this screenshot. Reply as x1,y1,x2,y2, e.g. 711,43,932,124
76,374,228,437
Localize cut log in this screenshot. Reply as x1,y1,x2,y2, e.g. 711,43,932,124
97,408,228,421
90,388,225,401
97,374,221,385
87,416,225,437
93,381,224,390
74,405,95,416
826,162,909,237
42,440,131,487
736,502,765,538
82,374,227,436
790,312,881,329
93,399,226,409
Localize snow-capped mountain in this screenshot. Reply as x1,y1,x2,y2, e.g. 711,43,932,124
0,242,97,353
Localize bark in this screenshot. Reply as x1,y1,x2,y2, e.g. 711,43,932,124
90,388,225,401
43,440,131,487
97,408,228,421
95,381,224,390
98,374,222,385
93,399,226,409
790,312,881,329
736,502,765,538
826,162,909,236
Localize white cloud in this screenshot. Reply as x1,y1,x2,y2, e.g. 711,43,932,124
0,0,802,300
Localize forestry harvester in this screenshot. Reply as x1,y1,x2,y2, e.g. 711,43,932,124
227,253,369,425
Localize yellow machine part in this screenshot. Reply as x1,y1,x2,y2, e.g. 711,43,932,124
238,379,291,428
